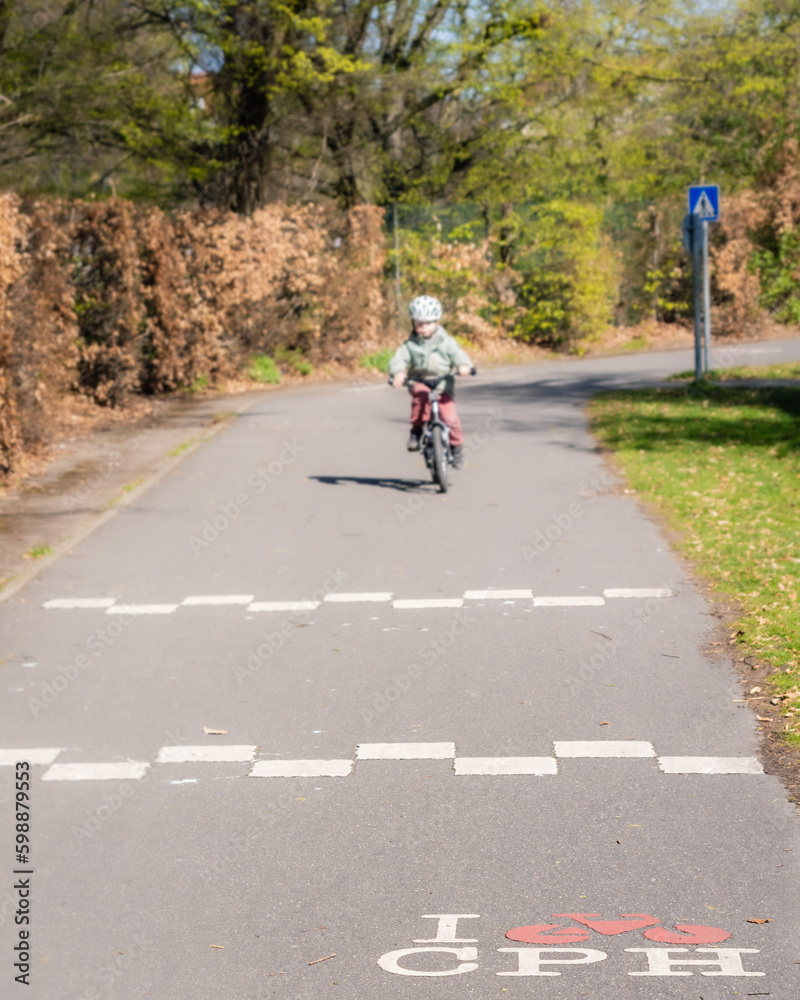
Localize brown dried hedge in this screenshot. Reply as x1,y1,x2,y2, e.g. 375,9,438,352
0,194,386,476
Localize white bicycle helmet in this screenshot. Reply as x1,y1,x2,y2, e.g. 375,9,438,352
409,295,442,322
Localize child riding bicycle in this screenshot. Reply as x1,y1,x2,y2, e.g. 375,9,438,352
388,296,473,469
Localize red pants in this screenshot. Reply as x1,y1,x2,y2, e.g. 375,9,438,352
410,385,463,446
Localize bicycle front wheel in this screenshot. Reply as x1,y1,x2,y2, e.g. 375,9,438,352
431,425,449,493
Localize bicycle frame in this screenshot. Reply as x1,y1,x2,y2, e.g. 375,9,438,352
409,377,453,471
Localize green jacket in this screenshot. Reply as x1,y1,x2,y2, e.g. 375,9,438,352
388,326,471,396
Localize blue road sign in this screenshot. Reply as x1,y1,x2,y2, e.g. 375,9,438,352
688,185,720,221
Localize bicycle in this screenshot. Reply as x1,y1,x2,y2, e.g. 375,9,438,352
395,369,476,493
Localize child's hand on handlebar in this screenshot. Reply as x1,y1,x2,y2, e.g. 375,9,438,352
392,372,406,388
457,364,472,376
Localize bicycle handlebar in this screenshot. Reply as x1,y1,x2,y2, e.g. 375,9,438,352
388,367,477,387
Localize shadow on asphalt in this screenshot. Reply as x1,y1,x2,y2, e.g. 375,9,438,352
462,372,800,449
464,371,672,407
309,475,429,493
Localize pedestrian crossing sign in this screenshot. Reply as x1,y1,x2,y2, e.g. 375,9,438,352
688,185,720,221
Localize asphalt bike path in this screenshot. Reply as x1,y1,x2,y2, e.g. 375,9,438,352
2,339,800,998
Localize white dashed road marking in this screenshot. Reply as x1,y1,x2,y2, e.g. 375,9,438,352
42,587,676,612
533,596,606,607
42,598,116,609
250,760,353,778
155,745,258,764
182,595,255,606
9,743,763,781
42,762,150,781
454,757,558,776
323,592,393,602
246,600,320,612
463,590,534,600
554,741,656,758
392,599,464,609
658,756,763,774
357,742,457,760
106,604,179,615
0,748,62,766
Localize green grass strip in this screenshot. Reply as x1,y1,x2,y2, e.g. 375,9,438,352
668,361,800,381
589,379,800,744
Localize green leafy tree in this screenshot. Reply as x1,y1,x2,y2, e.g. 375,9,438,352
0,0,215,199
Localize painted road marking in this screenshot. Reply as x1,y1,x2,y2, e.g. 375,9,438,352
250,759,352,777
378,947,479,976
658,756,763,774
533,596,605,607
42,762,150,781
105,604,178,615
378,913,765,978
625,947,764,976
324,592,393,602
507,914,730,943
155,745,258,764
357,742,456,760
42,588,674,610
393,599,464,609
42,598,116,609
182,595,254,606
454,757,558,776
377,945,764,978
497,947,608,976
0,748,62,766
5,747,770,780
414,915,480,942
377,913,765,976
604,588,673,598
463,590,534,600
554,741,656,758
246,600,320,612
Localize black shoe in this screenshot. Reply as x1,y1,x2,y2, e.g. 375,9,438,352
452,446,464,469
407,429,422,452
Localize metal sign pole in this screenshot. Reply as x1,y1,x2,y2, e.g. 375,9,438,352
686,185,720,381
692,216,703,382
702,219,711,373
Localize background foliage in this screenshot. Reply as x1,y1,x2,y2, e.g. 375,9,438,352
1,0,800,474
0,192,385,474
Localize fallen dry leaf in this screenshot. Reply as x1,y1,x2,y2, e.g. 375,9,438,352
750,686,762,695
210,944,225,949
203,726,228,735
756,716,773,722
599,720,610,726
747,918,771,924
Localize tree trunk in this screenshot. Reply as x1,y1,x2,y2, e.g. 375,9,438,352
649,204,660,322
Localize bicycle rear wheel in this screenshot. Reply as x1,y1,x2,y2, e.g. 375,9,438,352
431,425,448,493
